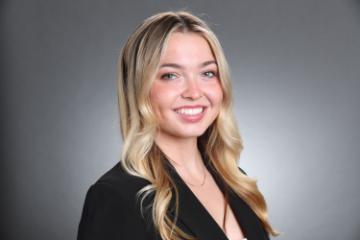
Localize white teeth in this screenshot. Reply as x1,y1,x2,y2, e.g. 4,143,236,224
175,107,204,115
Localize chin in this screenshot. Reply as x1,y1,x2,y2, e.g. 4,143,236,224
177,129,208,138
159,120,212,139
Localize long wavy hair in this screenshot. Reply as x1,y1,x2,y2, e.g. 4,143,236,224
117,10,279,240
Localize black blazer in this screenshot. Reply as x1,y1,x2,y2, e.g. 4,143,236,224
77,157,270,240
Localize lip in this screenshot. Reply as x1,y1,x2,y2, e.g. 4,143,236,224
174,106,207,123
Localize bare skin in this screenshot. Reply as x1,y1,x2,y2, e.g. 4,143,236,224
156,139,246,240
151,32,246,239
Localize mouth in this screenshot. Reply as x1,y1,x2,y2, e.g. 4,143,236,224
174,106,207,116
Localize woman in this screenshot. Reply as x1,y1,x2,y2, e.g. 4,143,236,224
77,10,279,240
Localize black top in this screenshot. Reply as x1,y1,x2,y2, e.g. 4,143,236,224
77,157,270,240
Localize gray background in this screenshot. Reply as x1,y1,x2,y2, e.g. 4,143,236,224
2,0,360,239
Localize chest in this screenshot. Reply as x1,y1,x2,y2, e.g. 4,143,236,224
162,162,270,240
187,172,246,240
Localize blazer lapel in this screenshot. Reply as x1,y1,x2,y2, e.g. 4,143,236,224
226,189,269,240
164,155,269,240
209,163,270,240
165,158,229,240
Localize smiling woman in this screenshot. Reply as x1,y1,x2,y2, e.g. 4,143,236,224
77,10,279,240
150,32,223,138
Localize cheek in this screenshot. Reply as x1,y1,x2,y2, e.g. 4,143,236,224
150,83,176,113
206,84,223,106
150,82,164,107
216,87,224,104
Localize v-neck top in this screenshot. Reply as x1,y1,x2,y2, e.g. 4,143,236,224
77,157,270,240
163,155,270,240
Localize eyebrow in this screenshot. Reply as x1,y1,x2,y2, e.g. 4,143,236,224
159,60,217,69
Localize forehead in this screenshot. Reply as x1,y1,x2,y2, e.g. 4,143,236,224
159,32,215,64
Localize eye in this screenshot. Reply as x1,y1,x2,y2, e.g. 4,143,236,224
160,73,178,80
202,71,217,78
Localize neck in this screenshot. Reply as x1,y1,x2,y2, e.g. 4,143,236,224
154,131,205,176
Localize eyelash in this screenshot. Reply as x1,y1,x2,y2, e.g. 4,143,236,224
161,73,177,80
203,71,217,78
160,71,218,80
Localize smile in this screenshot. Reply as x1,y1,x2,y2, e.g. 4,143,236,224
175,107,205,116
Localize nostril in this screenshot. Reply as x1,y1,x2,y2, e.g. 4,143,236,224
181,95,203,100
181,91,203,100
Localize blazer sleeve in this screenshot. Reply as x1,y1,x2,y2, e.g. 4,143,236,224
77,182,152,240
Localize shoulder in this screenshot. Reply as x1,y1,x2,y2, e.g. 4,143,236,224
95,162,151,197
82,162,153,212
77,162,156,240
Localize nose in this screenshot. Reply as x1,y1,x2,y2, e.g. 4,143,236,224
181,77,203,100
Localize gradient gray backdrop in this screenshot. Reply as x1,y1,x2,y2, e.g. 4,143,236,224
2,0,360,239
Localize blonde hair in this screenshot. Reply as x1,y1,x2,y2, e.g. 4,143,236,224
117,10,279,240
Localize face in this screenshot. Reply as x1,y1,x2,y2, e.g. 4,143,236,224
150,32,223,141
